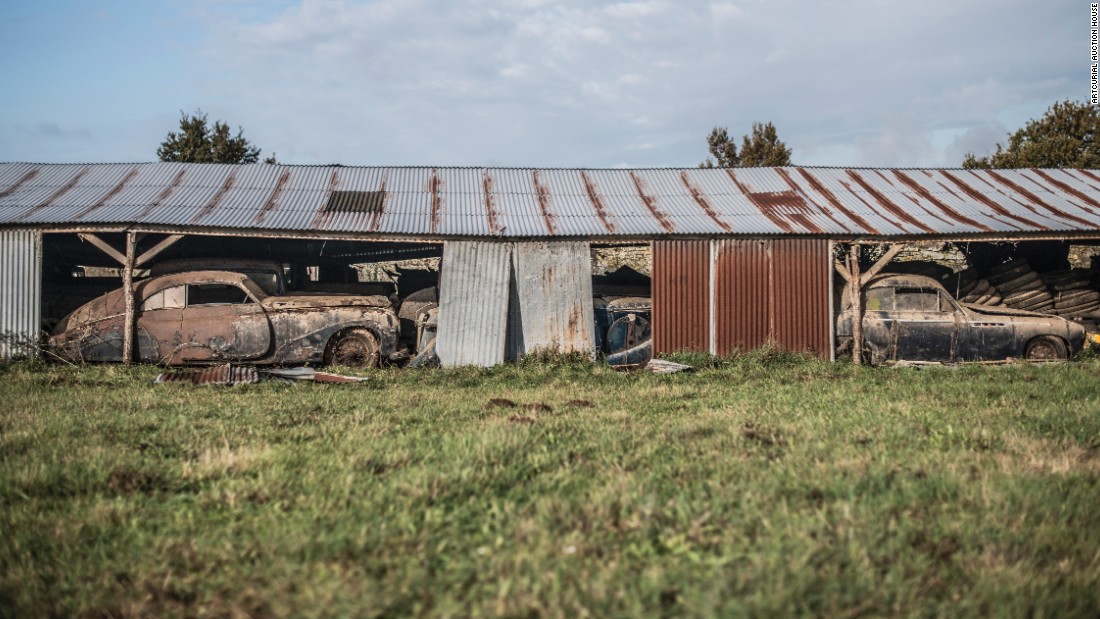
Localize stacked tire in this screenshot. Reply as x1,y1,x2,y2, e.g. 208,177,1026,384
941,267,1002,306
987,258,1054,312
1042,269,1100,317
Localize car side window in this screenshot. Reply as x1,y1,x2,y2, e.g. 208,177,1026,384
141,285,185,311
187,283,253,306
864,288,893,311
893,288,939,312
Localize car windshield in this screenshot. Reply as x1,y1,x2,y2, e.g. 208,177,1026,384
240,270,281,296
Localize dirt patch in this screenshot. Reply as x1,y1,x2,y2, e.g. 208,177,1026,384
107,467,170,496
565,399,594,408
742,422,787,447
996,434,1100,475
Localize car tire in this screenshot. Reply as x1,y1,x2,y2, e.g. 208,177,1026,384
988,260,1031,283
994,271,1041,293
324,328,380,367
1024,336,1067,361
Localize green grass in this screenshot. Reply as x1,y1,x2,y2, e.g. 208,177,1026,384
1,356,1099,617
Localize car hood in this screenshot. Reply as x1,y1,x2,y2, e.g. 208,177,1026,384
961,303,1067,321
263,294,391,310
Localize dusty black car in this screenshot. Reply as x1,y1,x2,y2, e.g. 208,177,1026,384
837,274,1086,363
49,270,402,367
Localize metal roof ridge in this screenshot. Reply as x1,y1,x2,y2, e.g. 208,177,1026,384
2,161,1094,173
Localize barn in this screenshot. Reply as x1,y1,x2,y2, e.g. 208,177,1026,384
2,162,1100,364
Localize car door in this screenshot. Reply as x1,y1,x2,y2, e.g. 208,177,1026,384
136,284,185,363
888,287,958,362
178,282,272,362
956,309,1016,361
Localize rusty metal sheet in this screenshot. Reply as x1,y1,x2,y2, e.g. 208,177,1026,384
0,230,41,359
507,241,594,359
714,239,770,355
771,239,830,357
652,240,710,354
436,240,511,366
712,238,830,358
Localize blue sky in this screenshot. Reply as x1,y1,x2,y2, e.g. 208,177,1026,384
0,0,1086,167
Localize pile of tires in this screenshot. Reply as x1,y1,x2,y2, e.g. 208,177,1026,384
942,267,1003,306
987,258,1055,312
1042,269,1100,317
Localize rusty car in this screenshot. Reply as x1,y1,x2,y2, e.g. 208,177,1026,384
837,274,1086,363
49,270,402,367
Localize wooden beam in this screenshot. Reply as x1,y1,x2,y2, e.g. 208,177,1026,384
135,234,184,267
77,233,126,265
850,244,862,365
833,259,851,282
121,232,137,365
860,243,905,285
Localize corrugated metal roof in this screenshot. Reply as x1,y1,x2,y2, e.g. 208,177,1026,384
3,162,1100,238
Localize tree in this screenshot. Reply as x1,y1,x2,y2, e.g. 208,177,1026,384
962,100,1100,169
700,121,792,168
157,110,265,164
738,121,793,166
701,126,740,168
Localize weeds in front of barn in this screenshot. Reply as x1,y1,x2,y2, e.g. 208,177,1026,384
1,356,1098,616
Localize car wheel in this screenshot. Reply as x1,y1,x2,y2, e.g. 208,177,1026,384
1024,336,1067,361
324,328,380,367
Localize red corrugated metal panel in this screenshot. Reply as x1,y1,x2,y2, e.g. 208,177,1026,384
714,239,770,355
652,240,710,353
772,239,830,358
710,238,830,358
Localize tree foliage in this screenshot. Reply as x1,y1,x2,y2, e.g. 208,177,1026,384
962,100,1100,169
157,110,266,164
700,121,792,168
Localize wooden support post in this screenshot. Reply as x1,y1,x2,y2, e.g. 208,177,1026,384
834,259,852,282
77,233,126,266
860,243,904,285
121,232,137,365
850,244,862,365
135,234,184,268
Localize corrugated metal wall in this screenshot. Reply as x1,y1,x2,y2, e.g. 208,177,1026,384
654,238,830,358
771,239,830,357
0,230,42,359
652,240,710,354
508,241,595,359
714,239,770,355
436,241,512,367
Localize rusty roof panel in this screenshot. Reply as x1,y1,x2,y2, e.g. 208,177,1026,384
3,163,1100,238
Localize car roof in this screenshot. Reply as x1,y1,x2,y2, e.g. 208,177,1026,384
136,270,266,299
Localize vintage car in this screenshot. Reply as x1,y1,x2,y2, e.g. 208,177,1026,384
49,270,402,367
837,274,1086,363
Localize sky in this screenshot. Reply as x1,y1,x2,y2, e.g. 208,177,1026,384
0,0,1087,168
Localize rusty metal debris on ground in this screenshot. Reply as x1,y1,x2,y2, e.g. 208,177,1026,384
645,359,694,374
155,363,369,385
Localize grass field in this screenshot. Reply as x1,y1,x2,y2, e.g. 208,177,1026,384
1,353,1099,617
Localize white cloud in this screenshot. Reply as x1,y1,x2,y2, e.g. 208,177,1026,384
709,2,743,20
0,0,1081,168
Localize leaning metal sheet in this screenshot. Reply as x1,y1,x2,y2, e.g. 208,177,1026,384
436,240,512,367
509,241,595,359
